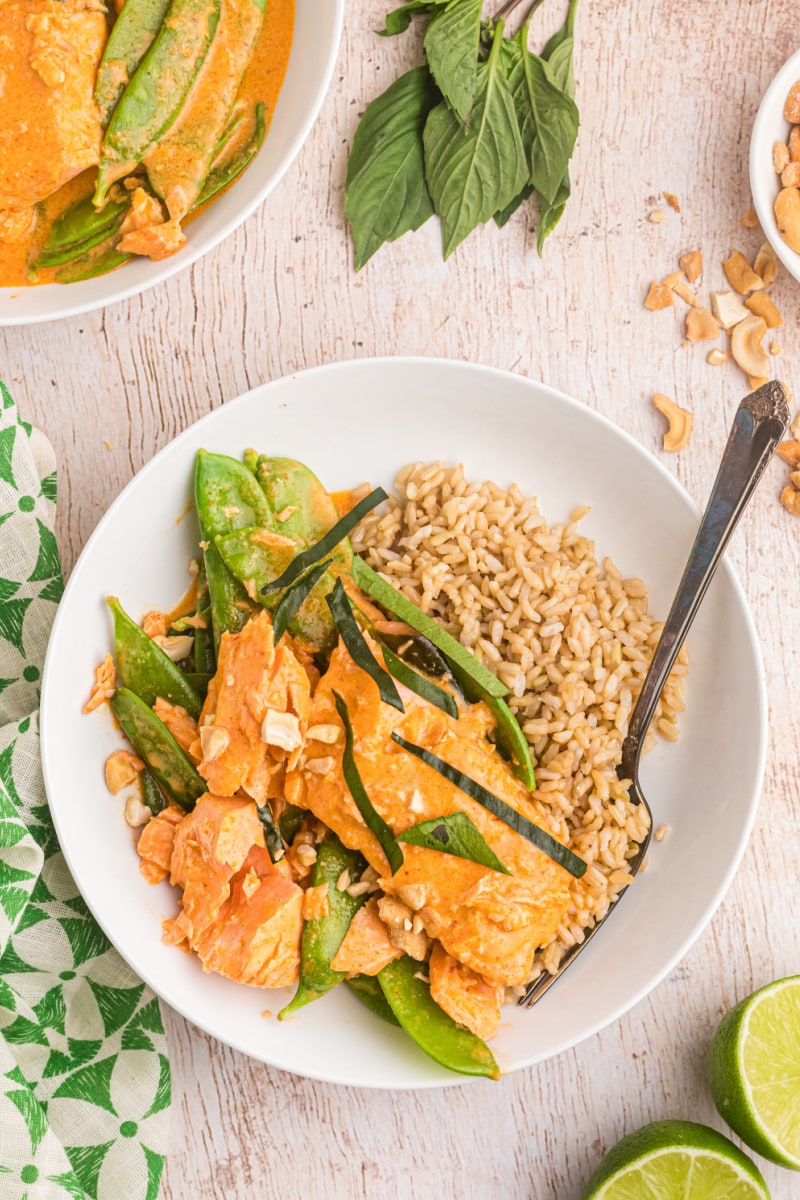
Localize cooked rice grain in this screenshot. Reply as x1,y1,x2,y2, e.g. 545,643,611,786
353,463,687,980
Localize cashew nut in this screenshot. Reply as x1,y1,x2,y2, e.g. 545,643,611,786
644,280,673,310
723,250,765,295
685,306,720,341
152,634,193,662
782,162,800,188
744,291,783,329
730,315,770,378
710,291,749,331
753,241,778,286
776,440,800,467
780,484,800,516
674,279,700,308
774,141,790,174
652,394,694,453
784,80,800,123
706,349,728,366
790,126,800,162
199,724,230,762
679,250,702,283
774,187,800,254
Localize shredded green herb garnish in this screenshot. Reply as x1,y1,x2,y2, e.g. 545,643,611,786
391,734,586,877
272,558,333,643
333,691,404,873
261,487,388,594
381,643,458,719
327,579,404,712
398,811,509,874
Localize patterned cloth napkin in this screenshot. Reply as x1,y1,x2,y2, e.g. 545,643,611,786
0,385,171,1199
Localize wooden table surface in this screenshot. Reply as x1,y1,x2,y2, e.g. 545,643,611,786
3,0,800,1195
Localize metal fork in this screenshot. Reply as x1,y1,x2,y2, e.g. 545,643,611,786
521,381,789,1009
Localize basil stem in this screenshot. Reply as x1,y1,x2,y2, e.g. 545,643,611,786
333,691,404,874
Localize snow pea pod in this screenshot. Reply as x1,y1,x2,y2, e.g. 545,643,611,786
108,596,203,717
38,196,129,265
111,687,205,811
94,0,172,127
196,103,266,208
181,671,212,696
194,449,274,648
278,836,368,1019
346,975,401,1026
255,456,354,568
378,955,500,1079
94,0,222,205
140,766,168,815
54,243,133,284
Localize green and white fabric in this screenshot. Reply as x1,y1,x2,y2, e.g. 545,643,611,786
0,384,170,1199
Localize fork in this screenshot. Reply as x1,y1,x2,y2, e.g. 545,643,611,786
520,381,789,1009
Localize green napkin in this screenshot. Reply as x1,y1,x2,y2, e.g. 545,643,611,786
0,385,171,1199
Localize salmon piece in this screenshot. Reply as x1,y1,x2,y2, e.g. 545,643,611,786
428,943,502,1041
0,0,106,211
84,653,115,713
118,218,186,262
137,805,185,886
198,611,311,804
330,896,402,976
118,188,165,237
302,881,330,921
289,638,571,984
153,698,200,761
142,611,169,640
194,845,303,988
165,793,264,946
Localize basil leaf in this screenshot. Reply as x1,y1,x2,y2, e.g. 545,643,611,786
391,733,586,878
423,0,482,124
256,803,285,863
399,811,510,874
423,21,528,258
378,0,448,37
346,68,438,270
381,642,458,719
537,170,570,254
272,557,333,644
506,26,579,207
493,182,533,228
546,37,575,98
541,0,579,61
334,691,404,874
327,578,405,712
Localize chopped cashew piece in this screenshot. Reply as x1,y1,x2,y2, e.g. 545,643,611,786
780,484,800,515
774,188,800,254
664,192,680,213
125,793,152,828
784,80,800,123
748,375,769,391
153,634,193,662
648,210,665,223
790,126,800,162
679,250,702,283
644,280,673,310
781,163,800,188
707,349,728,366
661,271,683,288
673,279,699,307
740,208,760,228
305,724,340,744
84,654,116,713
685,306,720,341
199,725,231,762
105,749,144,794
261,709,303,752
770,341,782,356
710,291,750,331
774,141,790,173
730,315,770,378
723,250,765,295
753,242,778,286
652,394,694,452
744,292,783,329
776,440,800,467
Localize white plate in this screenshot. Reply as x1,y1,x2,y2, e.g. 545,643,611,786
0,0,344,326
41,358,767,1089
750,47,800,283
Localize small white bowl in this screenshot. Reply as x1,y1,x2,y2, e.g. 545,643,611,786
750,46,800,282
0,0,344,326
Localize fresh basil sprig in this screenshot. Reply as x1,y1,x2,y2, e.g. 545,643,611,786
346,0,581,265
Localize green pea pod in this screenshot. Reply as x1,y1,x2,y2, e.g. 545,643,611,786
278,804,307,843
214,526,337,653
346,975,401,1026
140,766,168,815
483,695,536,790
194,449,275,648
94,0,222,205
107,596,202,718
254,456,354,572
38,196,129,265
181,671,212,696
278,836,368,1019
95,0,172,127
242,448,259,474
378,955,500,1080
111,687,206,811
55,243,133,284
196,102,266,208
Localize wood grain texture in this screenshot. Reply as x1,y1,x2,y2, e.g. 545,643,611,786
3,0,800,1195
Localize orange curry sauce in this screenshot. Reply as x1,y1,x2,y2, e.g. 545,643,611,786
0,0,295,287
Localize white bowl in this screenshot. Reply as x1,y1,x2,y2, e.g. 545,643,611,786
750,47,800,282
0,0,344,326
41,358,767,1088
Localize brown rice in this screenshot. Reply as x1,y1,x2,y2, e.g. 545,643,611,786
353,463,688,983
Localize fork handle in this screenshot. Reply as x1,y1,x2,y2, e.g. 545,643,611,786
620,381,789,774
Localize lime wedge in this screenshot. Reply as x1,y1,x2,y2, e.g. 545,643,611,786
708,974,800,1169
581,1120,769,1199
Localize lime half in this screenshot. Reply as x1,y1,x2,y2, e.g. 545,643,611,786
582,1120,769,1200
708,974,800,1169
